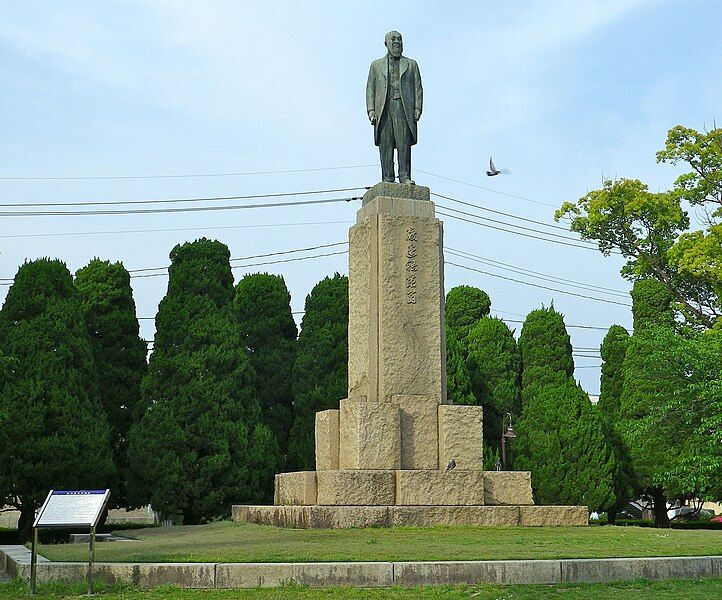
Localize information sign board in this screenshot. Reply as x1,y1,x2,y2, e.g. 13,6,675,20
34,489,110,528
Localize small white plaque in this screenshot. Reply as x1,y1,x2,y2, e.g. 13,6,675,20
34,490,110,528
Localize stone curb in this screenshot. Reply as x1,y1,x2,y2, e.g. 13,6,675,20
1,546,721,588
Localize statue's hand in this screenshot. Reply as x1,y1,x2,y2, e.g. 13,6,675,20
414,109,421,122
368,110,377,125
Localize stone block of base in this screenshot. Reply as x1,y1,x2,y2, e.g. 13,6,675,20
339,399,400,469
232,505,390,528
483,471,534,505
389,505,518,527
392,395,439,469
316,470,396,506
315,409,339,470
438,405,483,470
519,506,589,526
395,470,485,505
274,472,318,506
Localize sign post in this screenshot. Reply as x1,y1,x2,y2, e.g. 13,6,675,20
31,489,110,597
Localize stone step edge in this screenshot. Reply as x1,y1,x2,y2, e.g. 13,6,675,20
3,546,720,588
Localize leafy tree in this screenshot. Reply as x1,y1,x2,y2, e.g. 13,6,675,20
128,239,280,523
556,125,722,329
518,305,573,393
513,377,617,512
445,328,475,405
75,259,147,507
286,274,348,471
618,325,722,525
465,317,521,450
234,273,297,451
0,259,114,540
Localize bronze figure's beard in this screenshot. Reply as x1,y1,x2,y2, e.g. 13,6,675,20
390,45,402,58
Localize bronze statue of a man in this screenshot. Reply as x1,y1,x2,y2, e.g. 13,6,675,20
366,31,423,184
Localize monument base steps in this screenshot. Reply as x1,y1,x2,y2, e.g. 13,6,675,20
231,504,589,528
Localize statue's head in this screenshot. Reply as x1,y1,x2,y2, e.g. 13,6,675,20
384,31,403,58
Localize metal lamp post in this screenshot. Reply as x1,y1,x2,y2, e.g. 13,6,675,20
500,412,517,470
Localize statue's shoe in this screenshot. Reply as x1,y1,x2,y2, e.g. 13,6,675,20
400,179,416,185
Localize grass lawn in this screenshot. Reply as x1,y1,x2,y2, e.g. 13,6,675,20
34,521,722,564
2,578,722,599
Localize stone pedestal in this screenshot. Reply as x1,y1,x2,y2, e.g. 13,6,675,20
232,183,588,528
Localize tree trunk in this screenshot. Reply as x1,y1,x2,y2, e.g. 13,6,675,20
607,508,617,525
652,489,670,528
17,505,36,543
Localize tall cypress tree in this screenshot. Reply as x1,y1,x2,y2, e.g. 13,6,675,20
0,259,114,540
630,278,675,333
234,273,297,451
445,328,475,405
465,316,521,451
598,325,633,523
513,377,617,512
518,305,574,395
75,259,147,507
286,274,348,471
445,285,491,333
128,239,280,523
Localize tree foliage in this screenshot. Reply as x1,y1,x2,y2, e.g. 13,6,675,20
598,325,630,416
128,239,280,523
234,273,297,450
513,377,618,512
445,285,491,333
518,306,573,393
0,259,114,539
465,317,521,449
286,274,348,471
445,328,475,405
75,259,147,507
630,279,674,333
556,125,722,329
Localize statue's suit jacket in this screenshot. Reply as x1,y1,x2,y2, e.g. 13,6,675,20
366,55,423,147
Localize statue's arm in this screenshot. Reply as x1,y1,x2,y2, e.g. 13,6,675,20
414,61,423,119
366,63,376,118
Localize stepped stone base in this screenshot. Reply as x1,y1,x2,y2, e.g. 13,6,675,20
232,505,589,528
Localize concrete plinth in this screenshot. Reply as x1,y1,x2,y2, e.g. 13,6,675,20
232,505,588,528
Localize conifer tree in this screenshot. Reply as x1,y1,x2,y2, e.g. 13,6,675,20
518,305,574,394
234,273,297,451
0,259,114,540
286,274,348,471
445,328,475,405
618,279,678,526
75,259,147,507
513,377,617,511
597,324,633,523
127,239,280,523
445,285,491,339
465,317,521,450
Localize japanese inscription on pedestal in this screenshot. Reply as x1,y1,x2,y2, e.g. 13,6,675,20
405,227,418,304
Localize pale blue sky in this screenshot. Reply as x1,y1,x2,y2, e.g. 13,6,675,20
1,1,720,393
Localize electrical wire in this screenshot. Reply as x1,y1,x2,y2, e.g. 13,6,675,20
0,195,360,217
0,187,367,208
446,261,632,307
445,247,629,298
0,164,377,181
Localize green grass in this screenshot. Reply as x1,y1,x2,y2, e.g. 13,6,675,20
2,578,722,599
33,521,722,564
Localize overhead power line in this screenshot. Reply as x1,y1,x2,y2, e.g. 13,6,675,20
0,195,360,218
446,261,632,307
437,208,601,252
0,164,377,181
446,247,629,298
0,219,354,240
416,169,558,208
0,187,367,209
432,192,572,233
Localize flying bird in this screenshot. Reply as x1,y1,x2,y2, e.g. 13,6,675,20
486,156,510,177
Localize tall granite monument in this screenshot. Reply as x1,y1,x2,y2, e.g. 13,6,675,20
232,36,587,528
